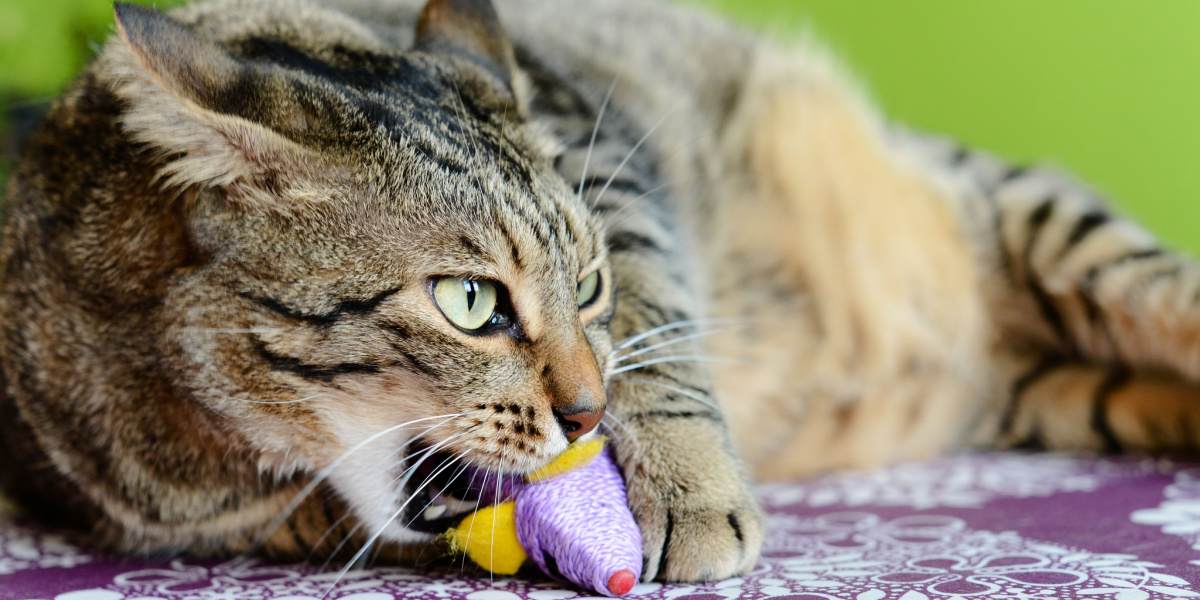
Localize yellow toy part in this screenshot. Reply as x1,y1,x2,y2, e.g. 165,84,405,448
446,500,526,575
446,437,608,575
526,436,606,483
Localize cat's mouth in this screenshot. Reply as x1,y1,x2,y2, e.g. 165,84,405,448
399,441,521,534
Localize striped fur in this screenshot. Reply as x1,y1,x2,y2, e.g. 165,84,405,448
1,0,1198,586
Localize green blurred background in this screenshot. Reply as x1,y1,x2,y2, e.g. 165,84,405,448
1,0,1197,251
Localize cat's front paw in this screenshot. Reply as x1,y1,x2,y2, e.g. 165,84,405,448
626,460,763,582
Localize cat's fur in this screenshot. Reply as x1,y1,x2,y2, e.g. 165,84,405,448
5,0,1200,584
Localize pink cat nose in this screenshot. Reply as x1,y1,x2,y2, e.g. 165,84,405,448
542,334,606,442
553,398,604,442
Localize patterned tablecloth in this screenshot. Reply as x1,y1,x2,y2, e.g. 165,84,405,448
2,453,1199,600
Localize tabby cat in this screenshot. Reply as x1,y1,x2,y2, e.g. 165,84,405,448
4,0,1200,584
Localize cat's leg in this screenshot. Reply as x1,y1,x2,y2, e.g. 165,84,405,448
566,138,763,581
985,350,1200,452
905,136,1200,452
598,207,764,582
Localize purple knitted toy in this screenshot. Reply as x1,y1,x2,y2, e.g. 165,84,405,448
447,438,642,596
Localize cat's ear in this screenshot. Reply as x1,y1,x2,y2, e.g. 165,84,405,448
114,3,242,110
415,0,525,112
111,3,319,199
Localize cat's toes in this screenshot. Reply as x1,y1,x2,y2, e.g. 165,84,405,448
635,492,763,582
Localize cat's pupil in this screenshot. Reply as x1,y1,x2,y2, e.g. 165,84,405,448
464,280,477,310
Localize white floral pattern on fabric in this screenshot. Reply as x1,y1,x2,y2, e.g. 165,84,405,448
759,512,1197,600
2,455,1196,600
6,513,1194,600
756,454,1149,510
1131,468,1200,554
0,523,92,576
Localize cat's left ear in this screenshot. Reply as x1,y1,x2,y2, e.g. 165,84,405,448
415,0,527,114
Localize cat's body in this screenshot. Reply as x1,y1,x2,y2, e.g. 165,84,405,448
5,0,1200,584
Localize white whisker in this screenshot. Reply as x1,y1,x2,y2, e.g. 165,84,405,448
319,432,465,573
309,510,352,561
577,76,619,203
602,413,640,454
324,452,466,598
624,378,721,412
260,413,462,549
590,101,682,209
400,455,472,532
489,464,501,587
612,317,745,352
609,325,738,364
598,180,670,226
607,354,745,376
460,465,490,573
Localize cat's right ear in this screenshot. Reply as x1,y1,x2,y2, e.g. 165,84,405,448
111,3,318,200
415,0,527,115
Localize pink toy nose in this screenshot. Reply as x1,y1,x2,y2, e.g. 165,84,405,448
608,569,637,596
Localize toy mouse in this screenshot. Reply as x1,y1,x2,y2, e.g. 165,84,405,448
446,437,643,596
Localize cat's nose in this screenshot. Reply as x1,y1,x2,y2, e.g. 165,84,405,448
552,388,604,442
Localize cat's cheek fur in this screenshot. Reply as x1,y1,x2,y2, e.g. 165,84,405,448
326,437,429,545
307,378,447,543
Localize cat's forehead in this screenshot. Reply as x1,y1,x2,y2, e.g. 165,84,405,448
116,0,605,283
387,172,604,284
155,2,535,176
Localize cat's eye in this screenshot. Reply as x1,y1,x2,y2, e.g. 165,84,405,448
433,277,501,331
576,271,601,307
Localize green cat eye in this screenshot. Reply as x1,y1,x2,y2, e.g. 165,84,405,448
433,277,499,331
577,271,601,307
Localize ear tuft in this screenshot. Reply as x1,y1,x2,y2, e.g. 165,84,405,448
415,0,517,96
114,2,241,109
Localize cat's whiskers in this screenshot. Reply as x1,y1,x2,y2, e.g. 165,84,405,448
308,510,352,563
448,78,486,169
391,420,489,532
258,413,462,551
600,127,709,230
619,376,721,412
597,180,671,227
608,324,740,364
489,462,501,587
607,353,747,376
576,76,619,203
589,101,682,209
601,412,641,455
611,317,748,352
318,430,466,572
399,456,473,533
324,450,468,599
459,464,491,574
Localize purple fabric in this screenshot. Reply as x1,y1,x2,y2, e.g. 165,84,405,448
3,452,1200,600
515,447,642,595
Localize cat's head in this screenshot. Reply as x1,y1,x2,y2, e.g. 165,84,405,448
107,0,613,542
